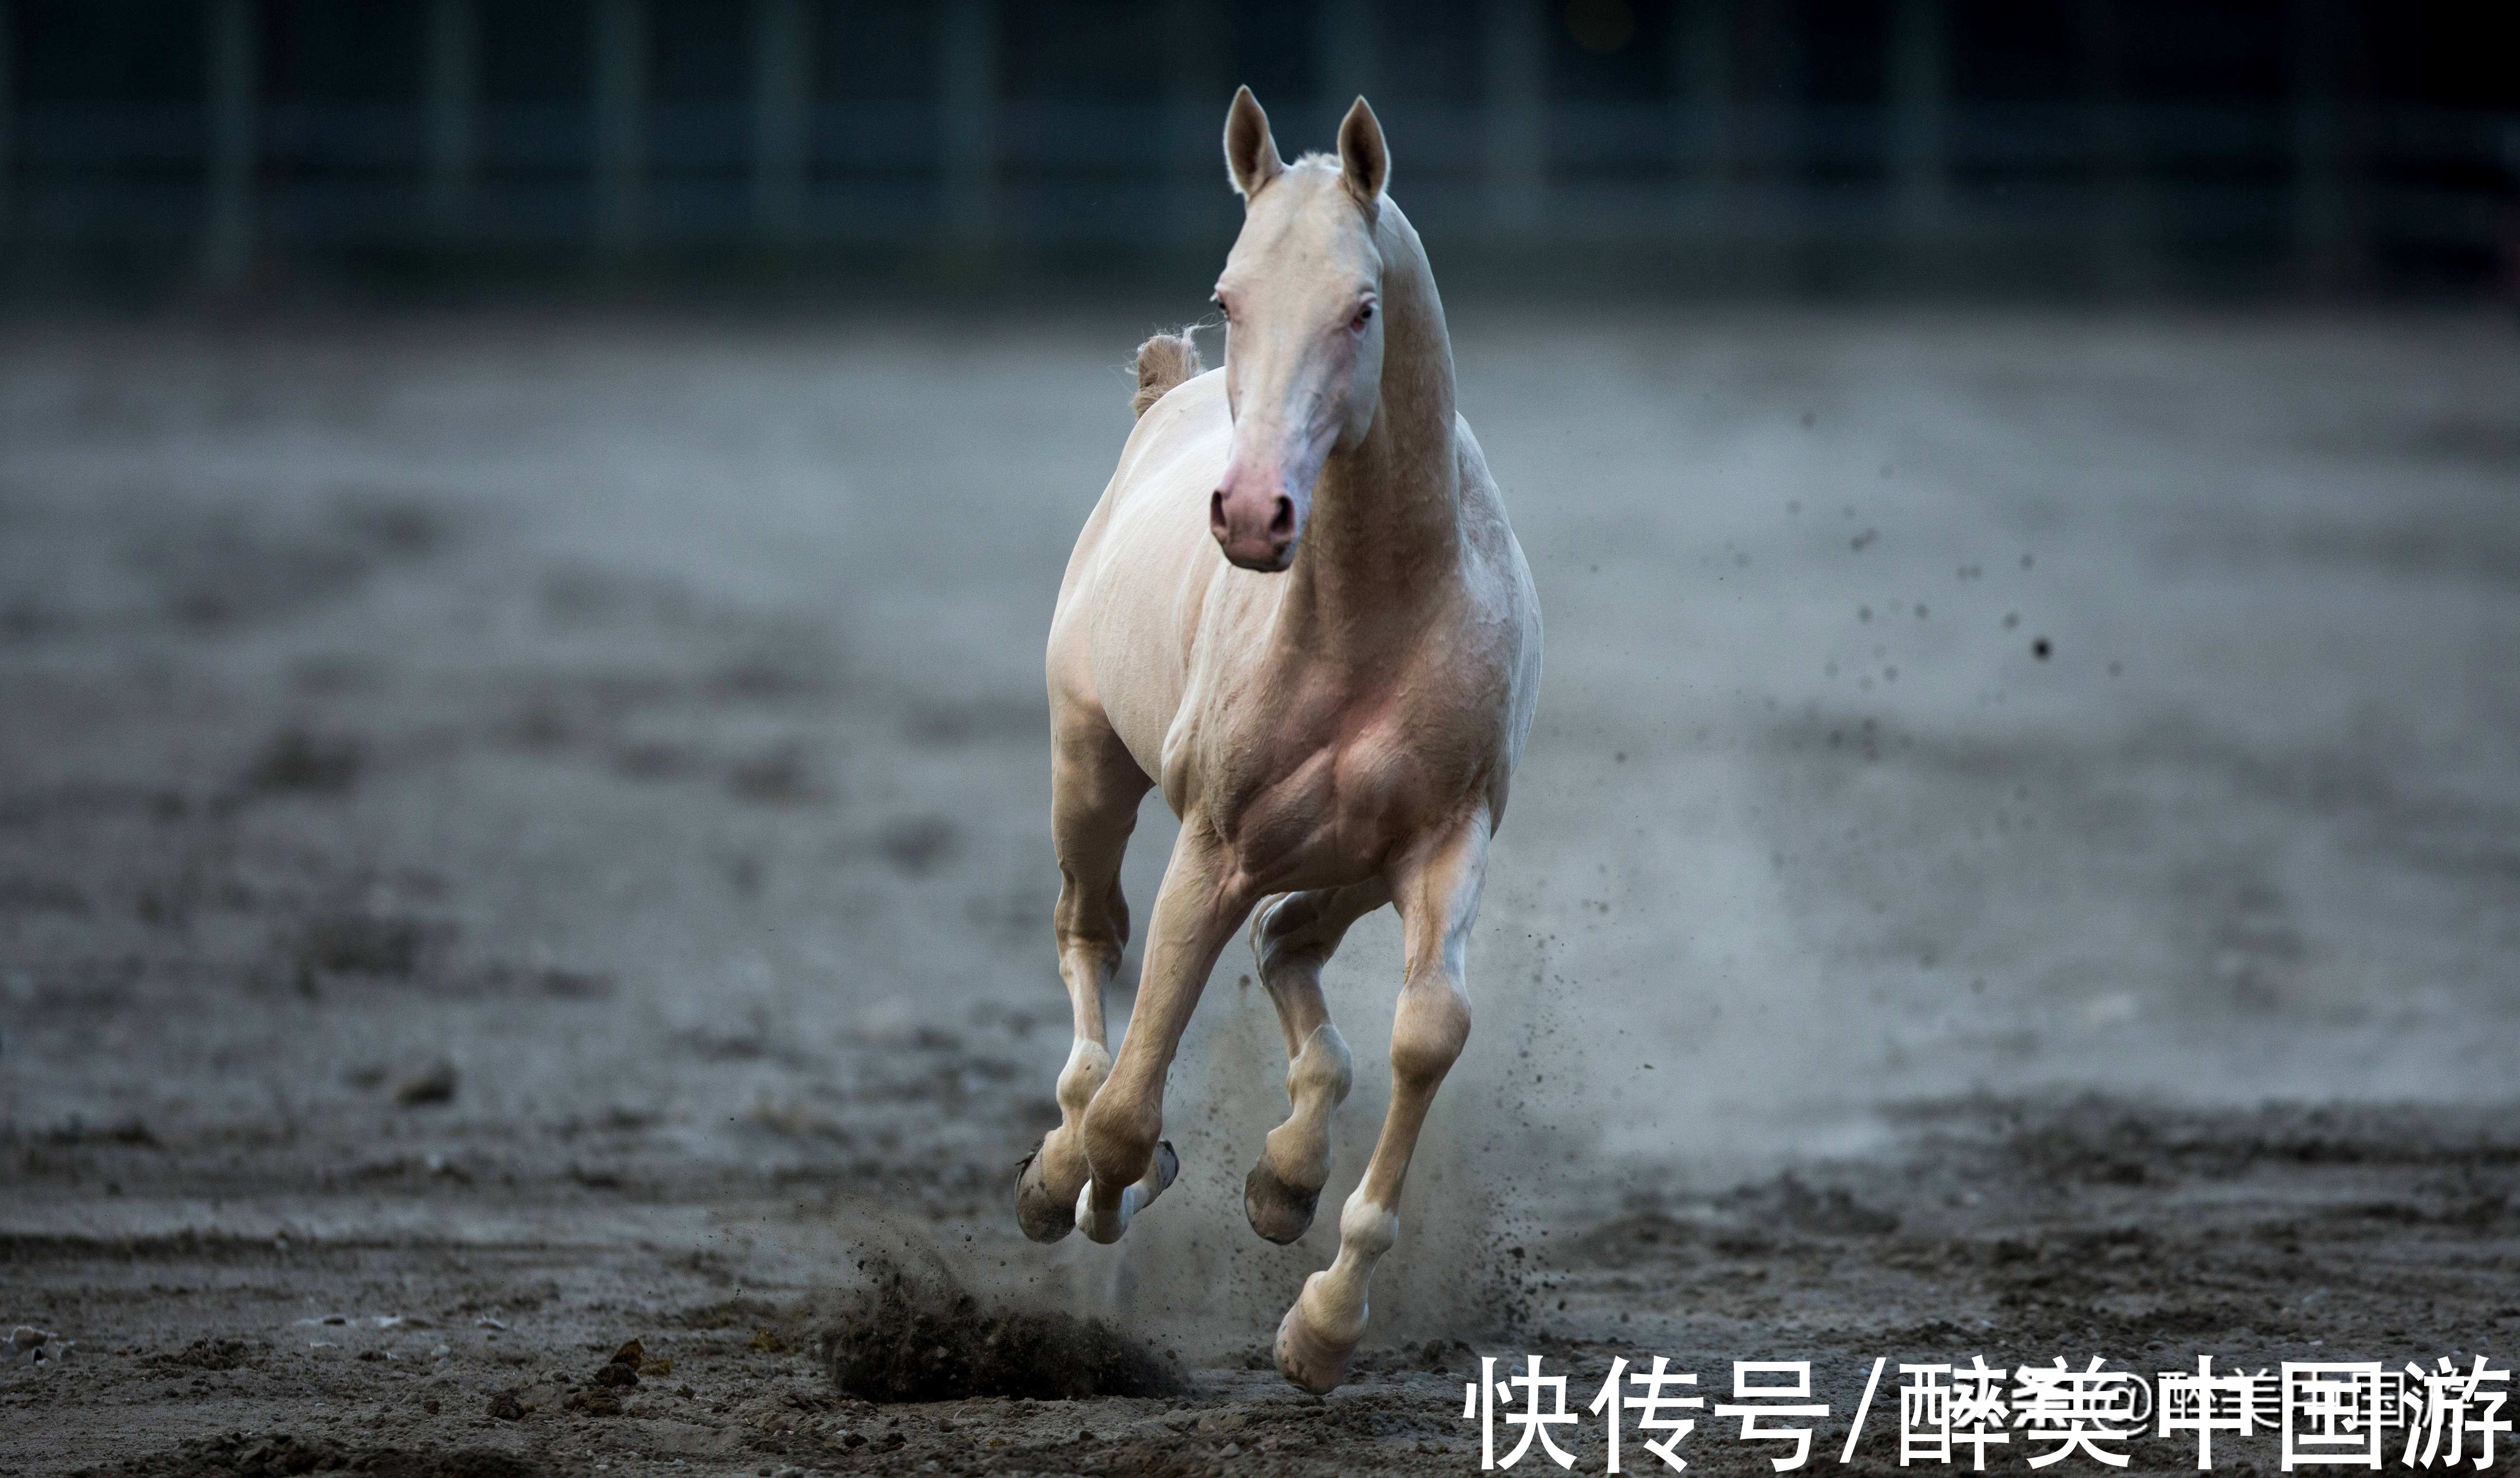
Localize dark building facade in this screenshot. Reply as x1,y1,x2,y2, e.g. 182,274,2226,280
1,0,2514,295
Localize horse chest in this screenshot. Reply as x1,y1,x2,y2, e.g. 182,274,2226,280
1187,689,1478,889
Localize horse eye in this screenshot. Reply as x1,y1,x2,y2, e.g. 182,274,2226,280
1352,303,1374,329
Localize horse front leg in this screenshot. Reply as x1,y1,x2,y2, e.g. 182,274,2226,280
1276,813,1488,1394
1242,880,1386,1243
1076,819,1251,1243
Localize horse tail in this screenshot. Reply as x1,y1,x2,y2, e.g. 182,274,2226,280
1130,331,1205,418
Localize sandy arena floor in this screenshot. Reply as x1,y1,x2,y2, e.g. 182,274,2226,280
2,304,2517,1476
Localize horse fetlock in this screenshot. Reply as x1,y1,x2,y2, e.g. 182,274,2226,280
1081,1091,1163,1191
1272,1193,1397,1365
1335,1190,1400,1262
1260,1115,1332,1191
1286,1022,1354,1107
1055,1038,1113,1116
1076,1138,1179,1245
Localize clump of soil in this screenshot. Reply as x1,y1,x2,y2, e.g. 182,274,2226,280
87,1433,538,1478
825,1261,1187,1403
145,1337,260,1371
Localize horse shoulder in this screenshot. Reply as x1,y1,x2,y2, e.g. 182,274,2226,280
1060,370,1236,782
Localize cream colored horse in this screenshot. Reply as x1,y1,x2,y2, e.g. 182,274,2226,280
1015,87,1541,1395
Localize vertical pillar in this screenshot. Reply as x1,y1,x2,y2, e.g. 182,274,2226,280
0,0,16,244
425,0,478,240
1162,0,1226,243
938,0,996,251
1674,0,1734,245
1888,0,1951,246
592,0,647,253
2076,0,2158,296
204,0,256,289
1484,0,1543,236
1739,0,1804,283
1314,0,1378,143
753,0,810,246
2290,0,2348,294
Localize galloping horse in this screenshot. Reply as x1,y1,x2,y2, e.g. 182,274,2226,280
1015,87,1542,1395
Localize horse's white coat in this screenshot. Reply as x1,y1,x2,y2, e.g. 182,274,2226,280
1012,88,1541,1394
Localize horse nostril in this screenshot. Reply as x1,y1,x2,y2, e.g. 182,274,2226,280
1268,496,1295,538
1209,491,1228,533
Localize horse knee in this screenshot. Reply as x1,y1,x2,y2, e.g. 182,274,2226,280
1389,974,1469,1089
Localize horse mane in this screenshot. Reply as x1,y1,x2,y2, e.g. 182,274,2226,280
1130,331,1205,418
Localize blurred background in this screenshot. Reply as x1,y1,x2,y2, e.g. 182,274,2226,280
5,8,2520,1469
1,0,2516,302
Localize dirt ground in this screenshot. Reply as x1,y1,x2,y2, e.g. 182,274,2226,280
3,304,2517,1477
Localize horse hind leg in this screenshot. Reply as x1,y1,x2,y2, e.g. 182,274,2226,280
1242,880,1385,1244
1014,716,1151,1243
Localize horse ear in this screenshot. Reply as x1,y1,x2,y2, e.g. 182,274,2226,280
1223,86,1284,200
1337,96,1388,207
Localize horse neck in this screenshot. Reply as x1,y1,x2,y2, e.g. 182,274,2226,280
1282,211,1460,656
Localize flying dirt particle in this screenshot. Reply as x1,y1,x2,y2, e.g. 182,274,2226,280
2032,638,2052,659
827,1262,1187,1403
876,815,957,875
296,910,441,979
243,728,364,796
728,742,819,805
392,1058,458,1107
538,967,616,1001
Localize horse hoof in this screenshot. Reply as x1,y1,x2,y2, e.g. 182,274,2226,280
1243,1158,1320,1245
1014,1144,1075,1244
1274,1296,1354,1395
